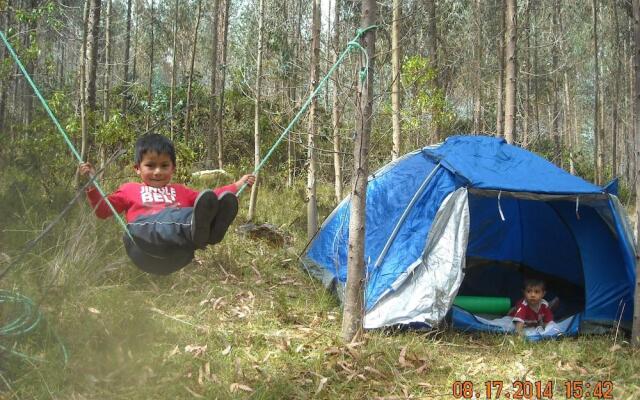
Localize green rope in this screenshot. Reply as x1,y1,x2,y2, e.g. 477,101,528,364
0,290,69,364
237,25,379,196
0,29,133,241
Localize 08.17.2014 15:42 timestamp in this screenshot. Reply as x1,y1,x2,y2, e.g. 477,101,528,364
451,379,614,399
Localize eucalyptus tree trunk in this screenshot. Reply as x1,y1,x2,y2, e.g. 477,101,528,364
85,0,101,114
612,0,622,178
100,0,112,167
632,0,640,347
121,0,132,115
473,0,483,133
170,0,179,139
79,0,90,167
207,0,221,165
332,0,343,202
593,0,602,185
503,0,517,144
426,0,440,142
217,0,231,169
22,0,38,126
248,0,264,221
184,0,203,145
391,0,402,160
342,0,376,343
0,0,10,133
102,0,112,125
146,0,155,131
522,0,531,147
306,0,320,240
496,0,505,137
552,0,561,161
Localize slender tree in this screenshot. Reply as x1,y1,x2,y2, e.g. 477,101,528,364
0,0,11,133
342,0,376,343
612,0,622,178
85,0,101,113
248,0,265,221
306,0,320,240
426,0,440,141
184,0,203,144
170,0,179,139
216,0,231,168
496,0,506,136
593,0,602,184
332,0,343,202
391,0,402,159
102,0,112,124
207,0,221,165
503,0,517,144
632,0,640,347
121,0,132,114
473,0,483,133
146,0,155,131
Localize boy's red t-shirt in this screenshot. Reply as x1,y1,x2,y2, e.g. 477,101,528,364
509,298,554,326
86,182,238,223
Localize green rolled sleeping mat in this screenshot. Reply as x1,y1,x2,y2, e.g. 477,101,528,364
453,296,511,314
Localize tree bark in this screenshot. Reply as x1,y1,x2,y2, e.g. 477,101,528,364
391,0,402,159
121,0,132,115
85,0,101,113
306,0,320,240
248,0,264,221
552,0,561,160
0,0,11,133
217,0,231,169
170,0,180,139
503,0,517,144
342,0,376,343
426,0,440,141
631,0,640,347
79,0,90,167
612,0,622,178
184,0,203,145
496,0,505,137
473,0,483,134
102,0,111,124
593,0,602,185
207,0,221,165
333,0,344,202
146,0,155,131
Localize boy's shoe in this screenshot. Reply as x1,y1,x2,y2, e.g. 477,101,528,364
209,192,239,244
191,190,219,248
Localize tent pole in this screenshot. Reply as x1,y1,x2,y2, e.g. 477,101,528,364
374,163,442,268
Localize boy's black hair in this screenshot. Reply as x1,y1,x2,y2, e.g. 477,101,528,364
134,134,176,166
523,277,545,290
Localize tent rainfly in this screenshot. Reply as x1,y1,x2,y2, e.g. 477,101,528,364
302,135,636,339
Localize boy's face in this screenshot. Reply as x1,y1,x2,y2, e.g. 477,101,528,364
134,151,175,188
523,284,545,307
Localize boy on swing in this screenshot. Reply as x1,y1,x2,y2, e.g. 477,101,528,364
79,133,255,275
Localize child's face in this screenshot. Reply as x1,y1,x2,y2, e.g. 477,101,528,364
134,151,175,188
523,284,545,307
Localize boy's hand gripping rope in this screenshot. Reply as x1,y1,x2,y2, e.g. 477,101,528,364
0,29,134,242
236,25,378,196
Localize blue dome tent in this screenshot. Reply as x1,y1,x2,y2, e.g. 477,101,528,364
302,135,636,339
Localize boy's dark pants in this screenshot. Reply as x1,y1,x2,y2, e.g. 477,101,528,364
123,208,196,275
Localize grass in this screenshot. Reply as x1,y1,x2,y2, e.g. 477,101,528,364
2,180,640,399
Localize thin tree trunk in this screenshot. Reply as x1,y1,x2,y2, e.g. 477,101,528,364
426,0,440,142
496,0,505,137
121,0,132,114
473,0,483,134
170,0,179,140
207,0,221,165
23,0,39,126
0,0,10,133
184,0,202,145
248,0,264,221
593,0,602,185
333,0,344,202
288,0,303,187
79,0,90,168
631,0,640,347
85,0,101,113
612,0,622,178
307,0,320,240
217,0,231,169
102,0,112,124
342,0,376,344
146,0,155,131
552,0,561,161
504,0,517,144
391,0,402,159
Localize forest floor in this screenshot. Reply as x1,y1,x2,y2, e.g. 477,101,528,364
2,181,640,399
